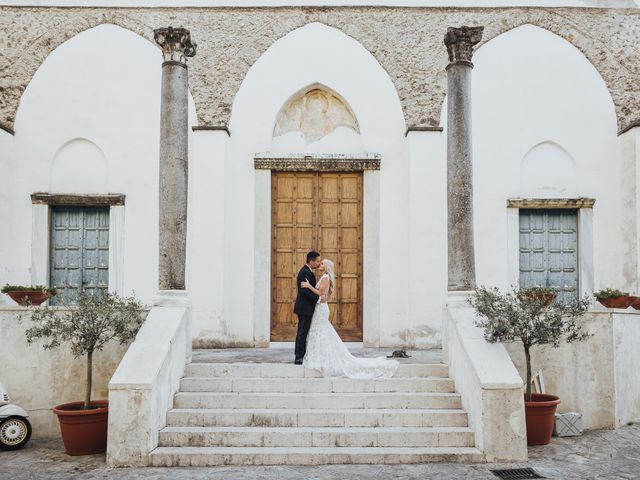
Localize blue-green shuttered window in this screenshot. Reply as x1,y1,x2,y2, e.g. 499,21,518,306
50,206,109,305
519,209,578,303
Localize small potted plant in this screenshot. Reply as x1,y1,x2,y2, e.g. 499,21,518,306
25,291,145,455
517,285,557,306
1,284,57,306
469,286,590,446
593,288,633,309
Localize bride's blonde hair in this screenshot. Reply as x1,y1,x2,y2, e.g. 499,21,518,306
323,259,335,297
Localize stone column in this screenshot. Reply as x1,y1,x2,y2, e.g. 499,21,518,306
444,26,483,292
154,27,196,290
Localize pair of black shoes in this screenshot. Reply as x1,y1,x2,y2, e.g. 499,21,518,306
294,360,303,365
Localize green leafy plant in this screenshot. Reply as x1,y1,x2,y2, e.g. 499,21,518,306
25,292,146,409
469,286,591,401
1,284,57,295
593,288,629,299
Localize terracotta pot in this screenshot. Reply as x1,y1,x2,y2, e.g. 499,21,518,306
630,296,640,310
520,292,557,306
52,400,108,455
597,296,633,309
524,393,560,446
6,290,52,306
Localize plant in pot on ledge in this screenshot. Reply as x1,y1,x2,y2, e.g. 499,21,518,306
25,291,145,455
469,286,590,446
2,284,57,306
593,288,633,309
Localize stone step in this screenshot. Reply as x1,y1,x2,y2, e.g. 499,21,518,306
174,392,462,410
185,362,449,379
149,446,484,466
166,408,469,428
158,426,475,448
179,376,455,393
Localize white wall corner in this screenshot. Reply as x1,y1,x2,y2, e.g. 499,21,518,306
189,128,227,346
407,129,446,347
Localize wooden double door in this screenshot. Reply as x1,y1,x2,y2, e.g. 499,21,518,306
271,172,363,341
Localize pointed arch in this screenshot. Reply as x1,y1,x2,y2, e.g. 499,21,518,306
3,16,199,134
229,21,405,140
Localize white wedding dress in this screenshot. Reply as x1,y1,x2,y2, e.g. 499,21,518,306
303,274,399,378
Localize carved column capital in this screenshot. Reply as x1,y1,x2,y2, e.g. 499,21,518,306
444,26,484,67
154,26,196,65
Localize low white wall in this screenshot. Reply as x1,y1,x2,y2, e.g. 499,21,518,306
0,307,134,439
505,309,640,430
443,297,527,462
107,300,191,467
613,312,640,427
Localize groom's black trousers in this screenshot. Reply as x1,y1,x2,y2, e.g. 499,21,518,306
294,313,313,362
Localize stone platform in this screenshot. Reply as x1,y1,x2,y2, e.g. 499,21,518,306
191,347,443,364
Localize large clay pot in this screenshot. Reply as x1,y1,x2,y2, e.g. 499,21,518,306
630,296,640,310
6,290,52,306
52,400,108,455
524,393,560,446
597,296,634,309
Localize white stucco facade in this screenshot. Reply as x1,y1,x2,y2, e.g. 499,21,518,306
1,0,639,465
0,15,636,349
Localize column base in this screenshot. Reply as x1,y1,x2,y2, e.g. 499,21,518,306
446,290,474,308
153,289,191,307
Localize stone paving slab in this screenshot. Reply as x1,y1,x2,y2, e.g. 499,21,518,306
2,423,638,480
192,347,443,365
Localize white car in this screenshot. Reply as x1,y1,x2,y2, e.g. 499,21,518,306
0,382,32,450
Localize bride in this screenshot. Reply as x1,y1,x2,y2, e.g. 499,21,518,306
300,259,399,378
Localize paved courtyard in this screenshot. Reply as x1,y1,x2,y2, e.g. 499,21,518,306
2,423,638,480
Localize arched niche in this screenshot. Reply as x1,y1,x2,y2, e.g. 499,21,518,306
520,141,577,198
50,138,108,193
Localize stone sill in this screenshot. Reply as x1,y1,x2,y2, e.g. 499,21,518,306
590,305,640,315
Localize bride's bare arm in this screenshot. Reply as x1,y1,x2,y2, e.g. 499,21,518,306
302,277,330,301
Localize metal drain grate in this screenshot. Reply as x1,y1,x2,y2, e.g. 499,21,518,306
490,468,545,479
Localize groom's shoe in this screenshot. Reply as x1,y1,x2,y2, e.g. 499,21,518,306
294,360,303,365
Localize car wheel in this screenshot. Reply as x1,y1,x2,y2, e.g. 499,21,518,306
0,416,32,450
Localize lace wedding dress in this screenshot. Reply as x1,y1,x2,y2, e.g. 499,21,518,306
303,274,399,378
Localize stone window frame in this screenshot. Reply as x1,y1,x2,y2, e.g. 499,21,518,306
506,198,595,300
30,193,126,297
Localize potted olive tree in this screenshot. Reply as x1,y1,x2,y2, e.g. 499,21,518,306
25,291,145,455
469,286,590,446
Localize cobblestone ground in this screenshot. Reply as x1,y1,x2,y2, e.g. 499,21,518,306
1,423,638,480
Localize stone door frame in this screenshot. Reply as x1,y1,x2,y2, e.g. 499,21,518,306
253,153,381,347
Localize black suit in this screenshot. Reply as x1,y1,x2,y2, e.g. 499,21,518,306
293,265,319,362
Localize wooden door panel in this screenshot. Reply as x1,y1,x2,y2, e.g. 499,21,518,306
297,203,314,224
272,172,362,341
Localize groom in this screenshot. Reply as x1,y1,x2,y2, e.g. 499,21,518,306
293,250,321,364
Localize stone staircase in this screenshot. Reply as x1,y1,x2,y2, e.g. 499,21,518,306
149,361,483,466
